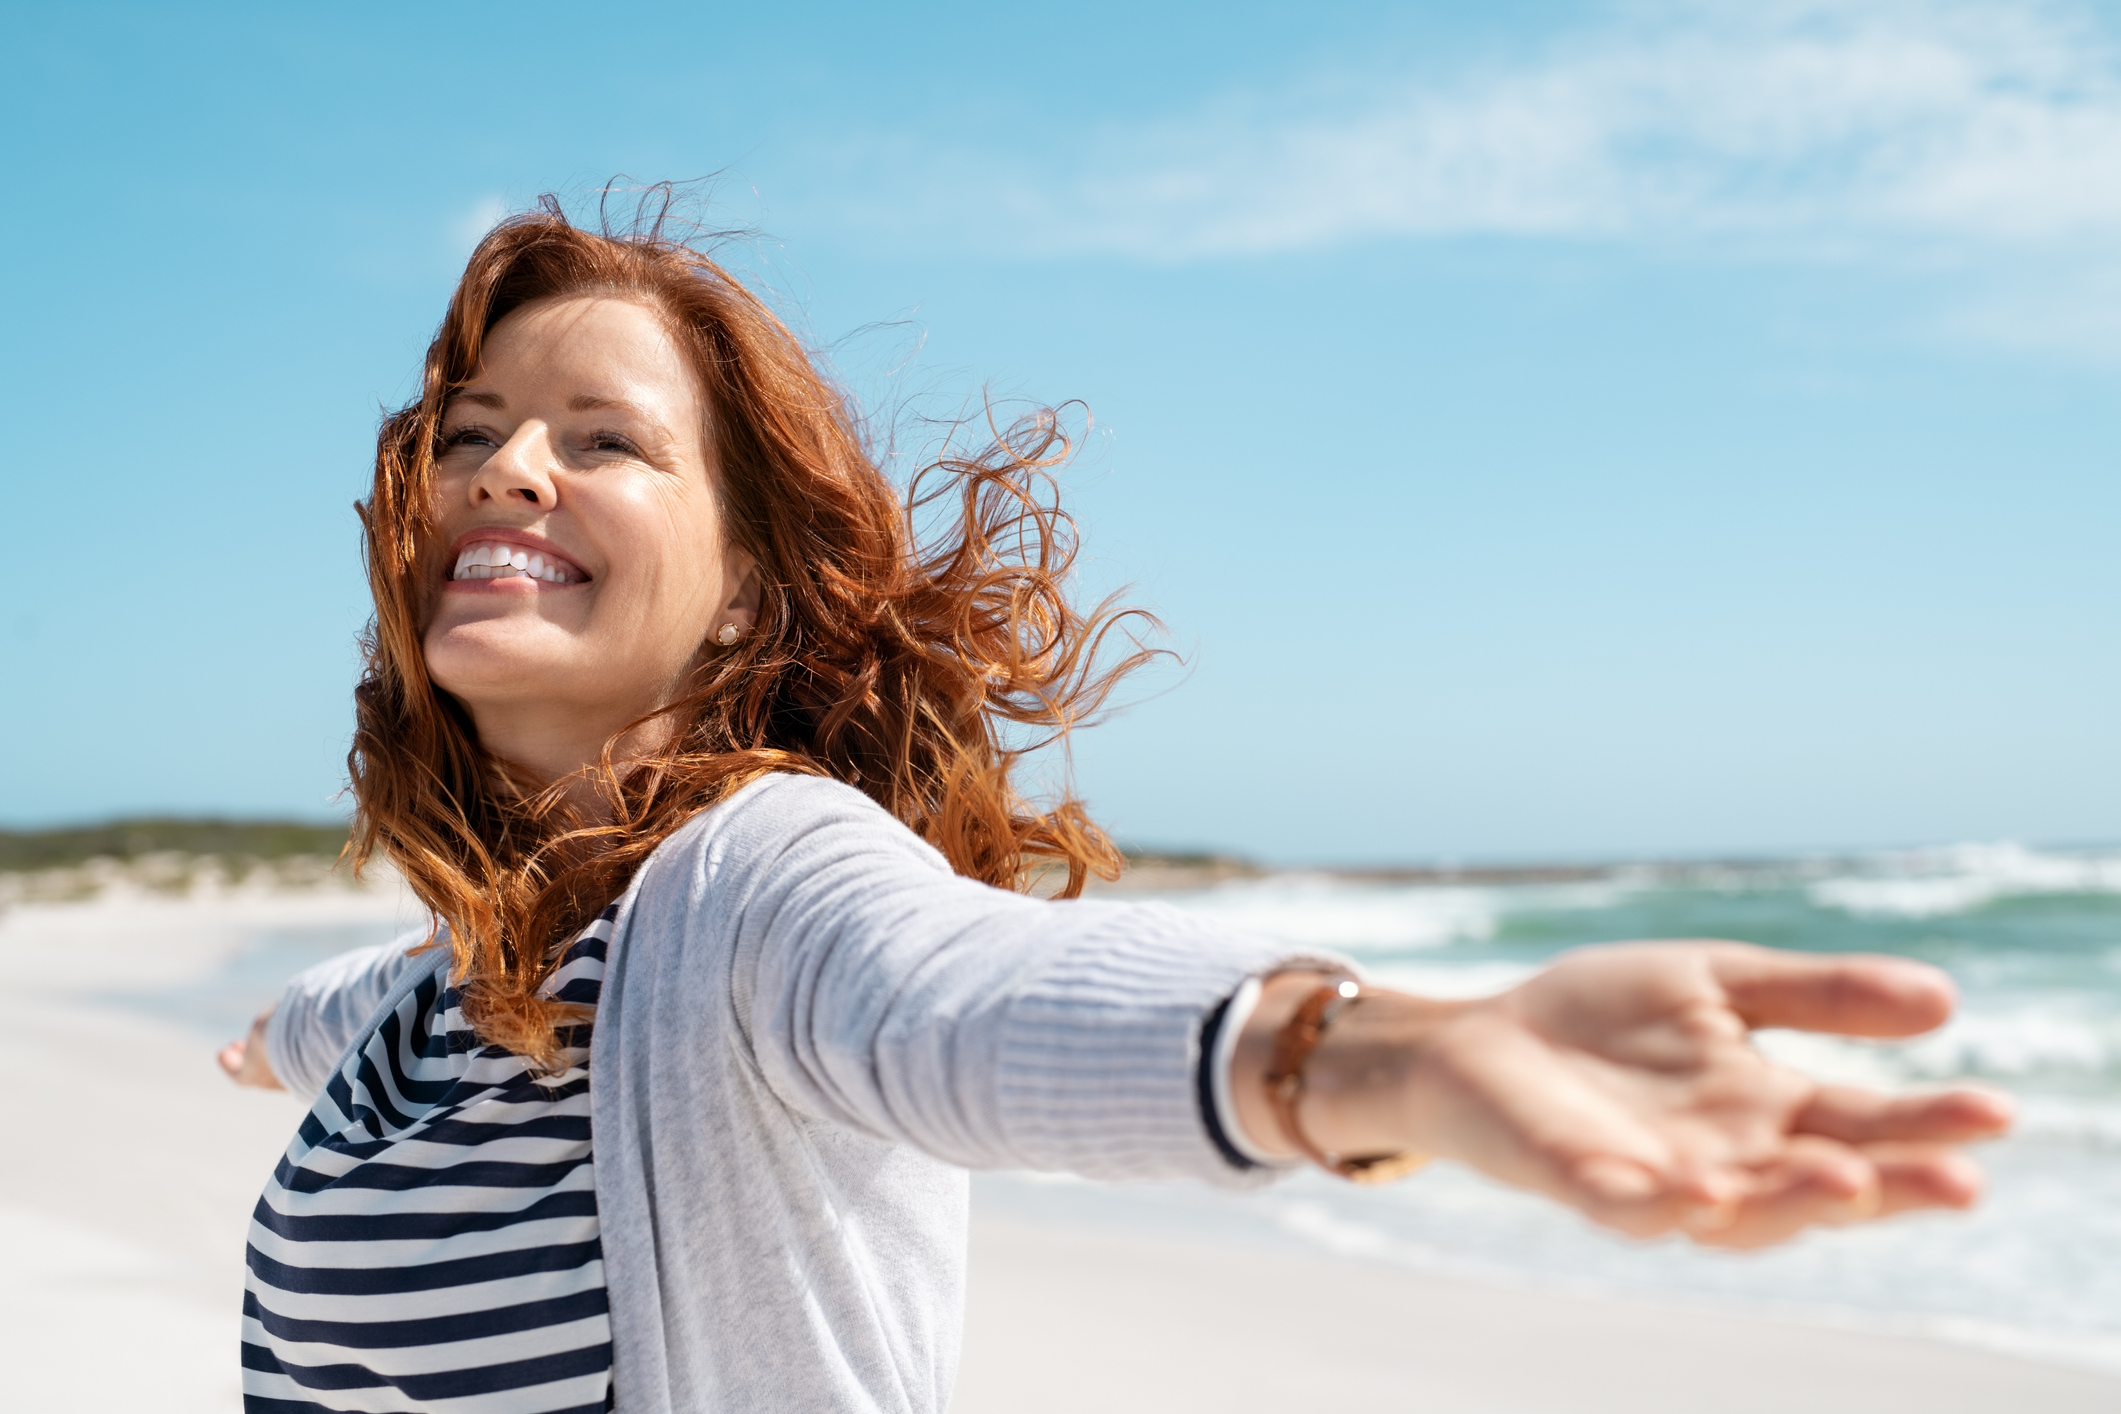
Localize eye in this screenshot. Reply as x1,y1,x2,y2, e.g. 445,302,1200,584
587,429,642,455
441,425,498,450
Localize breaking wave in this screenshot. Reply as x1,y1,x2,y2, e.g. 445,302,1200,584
1807,842,2121,919
1166,878,1502,952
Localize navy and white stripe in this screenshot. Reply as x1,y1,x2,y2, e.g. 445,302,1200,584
242,908,618,1414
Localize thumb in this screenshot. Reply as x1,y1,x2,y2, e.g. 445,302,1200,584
1710,946,1956,1038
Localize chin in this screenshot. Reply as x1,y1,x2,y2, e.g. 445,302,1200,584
424,622,579,702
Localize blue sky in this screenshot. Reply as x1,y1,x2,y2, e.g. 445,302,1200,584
2,0,2115,862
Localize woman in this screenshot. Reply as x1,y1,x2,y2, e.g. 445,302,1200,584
219,198,2011,1414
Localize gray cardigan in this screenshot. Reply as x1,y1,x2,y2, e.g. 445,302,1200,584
264,774,1316,1413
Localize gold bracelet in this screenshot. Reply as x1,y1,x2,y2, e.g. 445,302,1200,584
1262,978,1430,1185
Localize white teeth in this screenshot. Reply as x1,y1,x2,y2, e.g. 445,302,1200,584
451,539,579,584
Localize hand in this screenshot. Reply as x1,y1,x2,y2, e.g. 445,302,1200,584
1234,943,2013,1249
218,1007,286,1090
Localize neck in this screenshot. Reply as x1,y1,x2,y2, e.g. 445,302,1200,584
465,700,675,822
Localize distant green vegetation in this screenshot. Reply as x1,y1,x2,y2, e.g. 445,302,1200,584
0,825,1241,876
1118,847,1255,870
0,818,351,872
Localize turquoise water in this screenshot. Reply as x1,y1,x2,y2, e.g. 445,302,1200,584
1146,843,2121,1370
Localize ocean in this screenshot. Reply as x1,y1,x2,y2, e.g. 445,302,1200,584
113,839,2120,1375
1019,841,2120,1373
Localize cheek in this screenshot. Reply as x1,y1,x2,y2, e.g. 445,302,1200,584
591,542,725,668
612,554,719,656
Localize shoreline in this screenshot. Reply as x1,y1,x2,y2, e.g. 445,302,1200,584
8,830,2120,911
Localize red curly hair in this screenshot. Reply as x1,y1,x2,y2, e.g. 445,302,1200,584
348,194,1156,1061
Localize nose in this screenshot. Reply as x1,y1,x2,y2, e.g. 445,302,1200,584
466,422,559,509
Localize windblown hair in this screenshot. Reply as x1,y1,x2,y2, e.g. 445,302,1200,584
349,194,1155,1062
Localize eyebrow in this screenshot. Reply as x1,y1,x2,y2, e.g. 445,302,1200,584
569,394,680,450
440,390,666,429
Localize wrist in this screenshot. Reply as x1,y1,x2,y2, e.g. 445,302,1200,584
1298,986,1468,1160
1231,970,1468,1163
245,1006,285,1090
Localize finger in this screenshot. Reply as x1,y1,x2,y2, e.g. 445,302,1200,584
1563,1156,1723,1240
1698,1141,1985,1248
1663,1157,1749,1211
218,1040,246,1079
1797,1085,2015,1145
1559,1151,1761,1241
1708,946,1956,1037
1689,1137,1880,1250
1865,1141,1986,1215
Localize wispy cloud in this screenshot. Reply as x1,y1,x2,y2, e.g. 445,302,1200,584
831,0,2121,299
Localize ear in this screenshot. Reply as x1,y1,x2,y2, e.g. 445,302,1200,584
718,547,763,632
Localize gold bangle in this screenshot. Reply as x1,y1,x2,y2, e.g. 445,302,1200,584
1262,978,1430,1186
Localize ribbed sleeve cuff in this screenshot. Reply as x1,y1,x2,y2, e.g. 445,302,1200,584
989,901,1346,1189
263,994,323,1103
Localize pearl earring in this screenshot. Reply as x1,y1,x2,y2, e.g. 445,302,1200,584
716,623,742,646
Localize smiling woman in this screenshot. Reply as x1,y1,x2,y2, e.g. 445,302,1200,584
217,194,2012,1414
349,203,1135,1065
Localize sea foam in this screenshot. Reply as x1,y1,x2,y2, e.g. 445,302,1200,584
1808,842,2121,918
1165,877,1502,951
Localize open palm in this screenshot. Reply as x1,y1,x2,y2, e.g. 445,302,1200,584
1409,943,2012,1248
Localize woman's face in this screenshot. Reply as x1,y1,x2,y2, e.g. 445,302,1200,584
423,295,756,769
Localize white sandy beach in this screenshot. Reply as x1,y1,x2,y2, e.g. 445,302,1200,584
2,888,2114,1413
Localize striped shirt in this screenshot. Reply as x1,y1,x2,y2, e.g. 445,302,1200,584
242,909,617,1414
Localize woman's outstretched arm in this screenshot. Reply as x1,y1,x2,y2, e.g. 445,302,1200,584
1230,943,2013,1248
218,933,435,1099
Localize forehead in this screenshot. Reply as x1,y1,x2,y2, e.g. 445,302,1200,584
467,295,701,410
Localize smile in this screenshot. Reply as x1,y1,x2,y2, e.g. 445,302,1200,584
450,540,588,585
